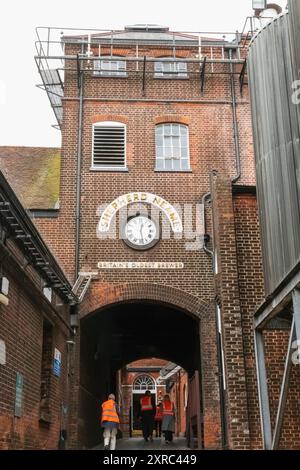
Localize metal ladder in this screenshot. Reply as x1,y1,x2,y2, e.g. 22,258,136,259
72,274,92,302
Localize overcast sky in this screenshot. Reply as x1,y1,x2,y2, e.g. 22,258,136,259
0,0,287,148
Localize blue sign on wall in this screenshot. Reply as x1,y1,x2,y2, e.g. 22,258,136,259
53,348,61,377
15,372,24,417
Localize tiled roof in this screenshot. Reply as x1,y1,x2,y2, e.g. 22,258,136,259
0,146,60,210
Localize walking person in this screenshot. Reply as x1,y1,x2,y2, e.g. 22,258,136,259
154,402,163,438
161,394,175,444
101,393,120,450
139,390,155,442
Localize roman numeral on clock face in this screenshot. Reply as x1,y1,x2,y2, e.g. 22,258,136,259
124,215,158,250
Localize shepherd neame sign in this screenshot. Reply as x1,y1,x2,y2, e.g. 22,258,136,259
97,192,183,234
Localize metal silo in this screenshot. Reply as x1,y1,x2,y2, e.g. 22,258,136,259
248,7,300,296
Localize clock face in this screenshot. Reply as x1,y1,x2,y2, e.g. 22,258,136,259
124,216,158,250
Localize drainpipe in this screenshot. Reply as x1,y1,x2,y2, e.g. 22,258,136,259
215,304,228,448
202,46,241,257
201,47,242,448
75,68,84,279
202,192,214,257
228,47,241,183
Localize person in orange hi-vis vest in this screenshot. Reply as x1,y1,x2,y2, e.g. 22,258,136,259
101,393,120,450
154,402,163,438
161,394,175,444
138,390,155,442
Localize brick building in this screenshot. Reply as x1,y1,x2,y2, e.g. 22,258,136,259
118,358,187,438
0,17,299,451
118,358,167,436
0,169,77,449
49,24,255,449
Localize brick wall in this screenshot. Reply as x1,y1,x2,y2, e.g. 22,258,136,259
233,193,264,449
31,34,257,450
212,174,300,450
168,370,188,436
211,174,251,449
33,43,256,284
264,330,300,449
0,241,71,449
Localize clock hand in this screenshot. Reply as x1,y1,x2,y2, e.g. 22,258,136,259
140,222,144,239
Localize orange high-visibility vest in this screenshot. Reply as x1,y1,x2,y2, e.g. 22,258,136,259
101,399,120,424
155,405,163,421
162,400,174,416
140,396,153,411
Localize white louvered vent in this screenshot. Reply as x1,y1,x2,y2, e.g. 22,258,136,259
92,122,126,168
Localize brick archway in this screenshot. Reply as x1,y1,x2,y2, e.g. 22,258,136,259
72,283,220,450
79,281,210,319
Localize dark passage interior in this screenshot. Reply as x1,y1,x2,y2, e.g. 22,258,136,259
78,301,201,448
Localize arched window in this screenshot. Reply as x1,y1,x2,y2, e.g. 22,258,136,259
133,375,156,391
92,121,126,170
93,56,127,76
155,123,190,171
154,58,187,78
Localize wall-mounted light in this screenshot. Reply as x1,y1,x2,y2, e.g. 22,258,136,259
70,307,79,335
0,277,9,296
43,286,52,303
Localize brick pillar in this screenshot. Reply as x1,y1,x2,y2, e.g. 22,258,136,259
211,172,250,449
67,328,81,449
201,303,222,449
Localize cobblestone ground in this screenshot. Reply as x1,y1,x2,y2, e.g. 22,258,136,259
94,437,190,450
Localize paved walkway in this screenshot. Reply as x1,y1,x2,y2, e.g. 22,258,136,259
94,437,189,450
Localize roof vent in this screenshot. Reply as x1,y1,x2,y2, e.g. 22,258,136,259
124,24,169,32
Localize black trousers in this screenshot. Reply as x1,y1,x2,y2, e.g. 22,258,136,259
155,420,162,437
164,430,173,442
141,411,154,440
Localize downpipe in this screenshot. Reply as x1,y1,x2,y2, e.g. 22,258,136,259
202,46,241,257
75,71,84,279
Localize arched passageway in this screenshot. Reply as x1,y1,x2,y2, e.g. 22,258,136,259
119,358,188,439
78,301,202,448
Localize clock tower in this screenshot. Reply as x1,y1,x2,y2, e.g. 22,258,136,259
32,23,263,450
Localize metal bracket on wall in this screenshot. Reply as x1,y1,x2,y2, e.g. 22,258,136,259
77,54,82,89
239,59,247,95
142,56,147,95
200,57,207,93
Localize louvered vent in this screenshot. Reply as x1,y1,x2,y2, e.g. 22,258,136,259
93,124,125,168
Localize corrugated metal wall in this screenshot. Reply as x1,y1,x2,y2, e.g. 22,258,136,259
248,11,300,296
289,0,300,81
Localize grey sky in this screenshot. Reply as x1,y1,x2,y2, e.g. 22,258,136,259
0,0,286,148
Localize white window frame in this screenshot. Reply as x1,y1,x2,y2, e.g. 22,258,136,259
91,121,127,171
132,375,156,392
154,58,188,78
155,123,191,172
93,56,127,77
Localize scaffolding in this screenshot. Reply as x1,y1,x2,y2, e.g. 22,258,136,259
34,24,257,128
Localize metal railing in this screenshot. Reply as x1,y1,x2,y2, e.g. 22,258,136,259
34,25,255,127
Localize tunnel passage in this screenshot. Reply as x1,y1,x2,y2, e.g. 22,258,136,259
78,301,201,448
